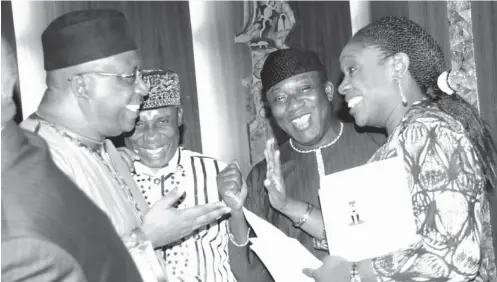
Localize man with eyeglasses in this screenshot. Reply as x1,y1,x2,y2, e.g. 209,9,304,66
20,9,231,281
1,34,143,282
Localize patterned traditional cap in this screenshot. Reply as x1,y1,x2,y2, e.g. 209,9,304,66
261,48,326,94
42,9,137,71
142,69,181,110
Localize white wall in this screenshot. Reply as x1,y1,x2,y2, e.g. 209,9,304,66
189,0,252,176
349,0,372,35
11,1,52,119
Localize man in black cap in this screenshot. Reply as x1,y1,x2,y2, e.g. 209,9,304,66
20,9,230,281
217,48,384,281
1,35,142,282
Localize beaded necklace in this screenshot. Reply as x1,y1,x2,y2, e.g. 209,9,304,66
289,122,344,176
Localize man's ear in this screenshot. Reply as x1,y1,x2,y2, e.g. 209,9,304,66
69,75,90,100
324,81,335,102
390,52,410,79
177,106,184,127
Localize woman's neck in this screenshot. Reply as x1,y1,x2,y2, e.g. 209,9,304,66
385,82,426,136
384,103,407,136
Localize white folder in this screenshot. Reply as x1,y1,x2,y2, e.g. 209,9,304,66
319,156,420,262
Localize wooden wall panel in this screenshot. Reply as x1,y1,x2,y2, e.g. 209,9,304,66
12,1,201,152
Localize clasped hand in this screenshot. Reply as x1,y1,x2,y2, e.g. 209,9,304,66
217,160,248,212
216,138,291,213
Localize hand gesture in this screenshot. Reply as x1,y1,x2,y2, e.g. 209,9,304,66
141,187,231,248
264,138,289,211
117,147,141,172
217,160,248,212
303,256,351,282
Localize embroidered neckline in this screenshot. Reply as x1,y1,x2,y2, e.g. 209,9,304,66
34,115,103,151
35,117,144,221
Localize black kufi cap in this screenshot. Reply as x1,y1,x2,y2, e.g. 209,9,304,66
42,9,137,71
261,48,326,94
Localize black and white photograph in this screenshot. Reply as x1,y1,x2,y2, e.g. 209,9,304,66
1,1,496,282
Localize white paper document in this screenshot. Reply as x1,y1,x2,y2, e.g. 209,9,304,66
243,208,323,282
319,156,419,262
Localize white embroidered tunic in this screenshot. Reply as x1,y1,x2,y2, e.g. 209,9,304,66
20,117,166,282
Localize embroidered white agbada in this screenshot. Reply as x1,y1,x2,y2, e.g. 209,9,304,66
21,117,166,281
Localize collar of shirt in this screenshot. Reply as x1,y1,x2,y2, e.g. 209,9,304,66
133,147,182,178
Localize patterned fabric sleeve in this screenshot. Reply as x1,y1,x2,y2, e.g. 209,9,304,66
372,115,488,281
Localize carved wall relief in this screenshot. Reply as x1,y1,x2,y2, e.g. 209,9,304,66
447,0,479,111
235,0,296,165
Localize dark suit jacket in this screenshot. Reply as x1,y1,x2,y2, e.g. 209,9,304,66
1,121,143,282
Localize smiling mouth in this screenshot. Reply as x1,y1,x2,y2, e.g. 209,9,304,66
126,104,140,113
142,147,165,155
347,97,363,109
291,114,311,131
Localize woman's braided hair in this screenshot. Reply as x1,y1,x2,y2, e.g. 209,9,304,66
352,16,496,191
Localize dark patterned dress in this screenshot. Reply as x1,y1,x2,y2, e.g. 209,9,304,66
370,101,496,281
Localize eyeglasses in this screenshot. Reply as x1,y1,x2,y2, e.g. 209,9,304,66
68,67,143,85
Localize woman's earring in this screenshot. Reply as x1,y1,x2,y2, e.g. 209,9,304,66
397,79,408,106
326,84,334,102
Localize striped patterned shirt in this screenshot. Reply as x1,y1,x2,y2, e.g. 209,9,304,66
132,147,237,282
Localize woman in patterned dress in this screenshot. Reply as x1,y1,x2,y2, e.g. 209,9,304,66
294,16,497,281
